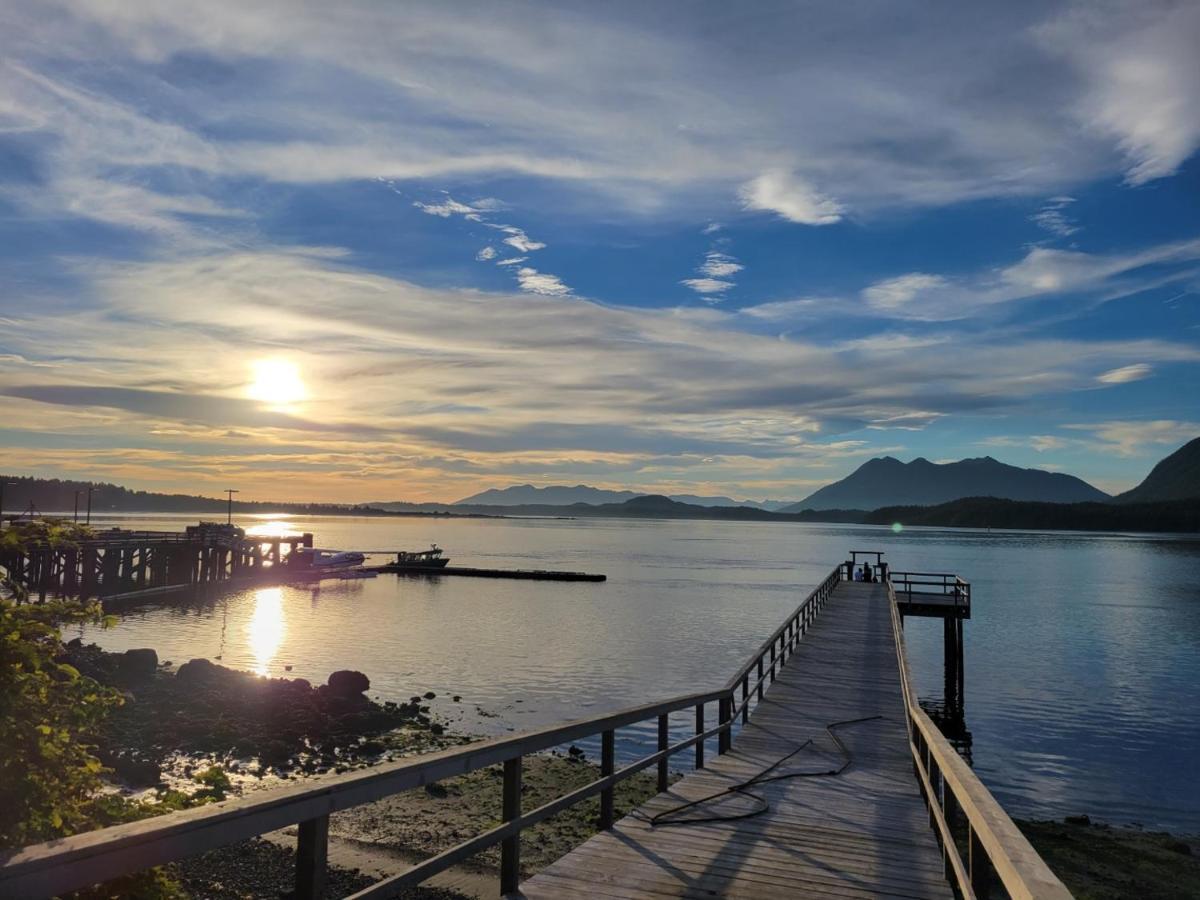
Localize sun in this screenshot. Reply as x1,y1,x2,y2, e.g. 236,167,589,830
248,359,307,408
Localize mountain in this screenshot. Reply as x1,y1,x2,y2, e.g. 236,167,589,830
783,456,1110,511
455,484,642,506
454,483,798,510
1115,437,1200,503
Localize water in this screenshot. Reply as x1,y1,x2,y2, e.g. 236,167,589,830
78,513,1200,832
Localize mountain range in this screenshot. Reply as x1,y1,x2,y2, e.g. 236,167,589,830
781,456,1110,511
454,484,799,510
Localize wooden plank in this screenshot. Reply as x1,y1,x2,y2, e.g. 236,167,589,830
519,581,955,899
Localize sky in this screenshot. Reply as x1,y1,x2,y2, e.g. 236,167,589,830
1,0,1198,503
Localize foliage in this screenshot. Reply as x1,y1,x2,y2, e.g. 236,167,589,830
0,517,95,555
0,596,123,847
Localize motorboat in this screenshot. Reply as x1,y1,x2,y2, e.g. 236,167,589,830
391,544,450,569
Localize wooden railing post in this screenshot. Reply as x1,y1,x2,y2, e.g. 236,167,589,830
295,815,328,900
501,757,522,894
599,730,615,829
718,695,732,755
741,674,749,724
695,703,705,770
756,657,764,700
657,714,669,793
969,824,992,899
769,643,777,683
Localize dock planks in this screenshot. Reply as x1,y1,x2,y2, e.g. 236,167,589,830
515,581,953,899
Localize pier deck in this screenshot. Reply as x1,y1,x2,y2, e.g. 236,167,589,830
0,559,1071,900
517,581,953,899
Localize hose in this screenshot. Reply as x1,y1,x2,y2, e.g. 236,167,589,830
639,715,883,827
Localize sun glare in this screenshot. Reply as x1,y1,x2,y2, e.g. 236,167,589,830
248,359,307,408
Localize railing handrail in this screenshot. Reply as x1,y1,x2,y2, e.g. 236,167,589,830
723,566,840,691
887,577,1070,900
0,569,843,898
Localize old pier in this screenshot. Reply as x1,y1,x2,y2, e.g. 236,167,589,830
0,523,314,602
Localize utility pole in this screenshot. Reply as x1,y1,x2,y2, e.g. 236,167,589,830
86,486,95,525
74,489,82,523
0,482,14,531
225,489,240,525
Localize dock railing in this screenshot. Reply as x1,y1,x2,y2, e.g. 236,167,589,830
887,575,1071,900
890,570,971,611
0,568,842,899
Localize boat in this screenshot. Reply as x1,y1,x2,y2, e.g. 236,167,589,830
391,544,450,569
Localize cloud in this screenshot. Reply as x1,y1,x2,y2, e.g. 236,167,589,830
683,249,743,299
515,267,571,296
415,198,481,218
1039,2,1200,185
702,223,722,235
698,251,743,279
857,236,1200,320
1031,196,1080,238
498,229,546,253
495,256,527,266
681,277,734,296
1065,419,1200,456
476,246,497,261
1097,363,1152,384
862,273,947,312
739,171,844,225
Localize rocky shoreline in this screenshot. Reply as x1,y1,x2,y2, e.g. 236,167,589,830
63,641,467,791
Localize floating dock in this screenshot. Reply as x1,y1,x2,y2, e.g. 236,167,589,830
372,564,605,582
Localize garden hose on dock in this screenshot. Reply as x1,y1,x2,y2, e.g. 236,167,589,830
639,714,883,827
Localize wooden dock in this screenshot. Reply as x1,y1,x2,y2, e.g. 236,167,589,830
0,556,1071,900
518,581,953,899
373,564,606,582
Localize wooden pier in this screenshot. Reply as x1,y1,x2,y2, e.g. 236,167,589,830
0,524,314,602
0,554,1070,899
373,564,606,582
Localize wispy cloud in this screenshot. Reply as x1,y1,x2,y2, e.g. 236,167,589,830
515,267,571,296
1097,363,1152,384
1031,196,1080,238
682,250,744,300
681,277,735,297
1065,420,1200,456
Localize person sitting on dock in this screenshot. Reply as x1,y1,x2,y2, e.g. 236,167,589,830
853,565,864,582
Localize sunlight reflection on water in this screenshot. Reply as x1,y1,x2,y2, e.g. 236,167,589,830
247,587,285,676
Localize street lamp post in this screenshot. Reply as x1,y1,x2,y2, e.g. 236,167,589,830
74,490,82,523
86,486,95,526
224,489,239,525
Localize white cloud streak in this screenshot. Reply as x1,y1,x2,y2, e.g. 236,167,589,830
739,171,844,225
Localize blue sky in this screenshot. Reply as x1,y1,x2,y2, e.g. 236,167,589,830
1,0,1198,502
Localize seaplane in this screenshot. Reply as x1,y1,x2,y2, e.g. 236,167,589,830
297,547,367,570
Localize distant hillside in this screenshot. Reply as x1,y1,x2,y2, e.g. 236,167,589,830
1115,437,1200,503
785,456,1110,511
454,483,797,510
454,494,865,522
865,496,1199,534
0,476,485,519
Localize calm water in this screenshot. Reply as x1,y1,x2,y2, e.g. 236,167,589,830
79,513,1200,832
